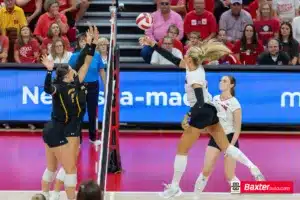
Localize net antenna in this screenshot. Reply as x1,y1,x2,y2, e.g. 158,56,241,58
97,0,122,197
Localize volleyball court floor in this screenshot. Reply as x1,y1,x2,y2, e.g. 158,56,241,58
0,130,299,199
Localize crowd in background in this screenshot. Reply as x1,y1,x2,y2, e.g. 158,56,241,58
143,0,299,66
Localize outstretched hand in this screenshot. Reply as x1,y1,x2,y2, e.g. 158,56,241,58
139,36,156,47
41,55,54,71
86,25,99,45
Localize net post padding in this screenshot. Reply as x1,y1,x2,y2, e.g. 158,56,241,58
107,45,121,173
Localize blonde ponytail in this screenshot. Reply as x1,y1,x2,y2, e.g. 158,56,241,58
187,39,232,65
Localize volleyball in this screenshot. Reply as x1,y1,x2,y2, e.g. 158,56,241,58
136,12,153,30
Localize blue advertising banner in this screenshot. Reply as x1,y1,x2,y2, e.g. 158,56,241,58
0,69,299,124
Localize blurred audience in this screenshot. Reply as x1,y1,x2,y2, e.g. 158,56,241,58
254,2,280,46
214,0,230,23
0,28,9,63
232,24,264,64
184,0,217,42
14,25,39,63
219,0,253,42
34,0,69,43
158,24,184,53
184,31,201,54
142,0,183,63
187,0,214,14
151,36,183,65
272,0,299,23
278,22,299,65
292,15,300,43
47,38,72,63
76,180,102,200
16,0,43,32
96,37,109,67
257,38,289,65
41,22,71,55
217,29,234,50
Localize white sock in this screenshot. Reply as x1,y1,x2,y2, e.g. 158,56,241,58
194,173,209,192
225,145,255,168
228,176,240,186
171,155,187,187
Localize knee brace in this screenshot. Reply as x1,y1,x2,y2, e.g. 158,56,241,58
64,174,77,188
42,168,55,183
56,167,66,182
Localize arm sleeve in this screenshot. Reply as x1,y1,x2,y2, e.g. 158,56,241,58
44,71,56,94
152,44,182,66
73,45,89,72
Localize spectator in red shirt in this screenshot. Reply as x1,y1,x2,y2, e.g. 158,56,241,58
183,31,201,54
158,24,184,53
217,29,234,50
0,29,9,63
247,0,273,19
34,0,69,43
41,22,71,55
187,0,214,13
16,0,43,32
14,26,39,63
254,2,280,46
184,0,217,41
233,24,264,65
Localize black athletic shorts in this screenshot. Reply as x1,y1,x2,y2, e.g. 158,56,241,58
208,132,239,151
189,103,219,129
43,120,68,148
64,116,81,138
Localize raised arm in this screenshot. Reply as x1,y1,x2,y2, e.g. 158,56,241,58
77,26,99,83
74,41,89,72
140,36,186,68
41,55,56,95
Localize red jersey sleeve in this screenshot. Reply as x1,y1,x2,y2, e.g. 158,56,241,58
208,12,217,34
31,39,40,52
248,0,259,19
33,14,44,36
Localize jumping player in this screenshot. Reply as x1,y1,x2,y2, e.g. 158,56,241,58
50,29,100,200
194,75,241,193
140,37,264,198
40,26,97,200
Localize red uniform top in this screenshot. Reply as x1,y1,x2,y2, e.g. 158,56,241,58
14,38,40,63
232,40,264,65
188,0,214,13
34,13,68,38
225,41,234,50
184,10,217,39
158,38,184,53
254,18,280,45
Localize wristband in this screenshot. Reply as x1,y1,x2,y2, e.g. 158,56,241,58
87,43,96,56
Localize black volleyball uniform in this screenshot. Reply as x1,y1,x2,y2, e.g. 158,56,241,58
208,95,241,150
43,72,83,148
152,44,218,129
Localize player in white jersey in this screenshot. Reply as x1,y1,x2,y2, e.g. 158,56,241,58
194,75,241,193
139,37,264,199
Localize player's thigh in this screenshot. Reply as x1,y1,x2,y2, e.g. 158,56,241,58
202,146,221,176
177,126,201,154
206,122,230,152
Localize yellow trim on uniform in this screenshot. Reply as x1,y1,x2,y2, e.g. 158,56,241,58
59,94,68,123
76,96,81,117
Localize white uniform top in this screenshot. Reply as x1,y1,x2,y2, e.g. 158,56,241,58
213,95,241,135
185,66,213,107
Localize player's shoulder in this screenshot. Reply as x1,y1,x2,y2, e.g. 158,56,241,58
229,97,241,107
213,95,220,101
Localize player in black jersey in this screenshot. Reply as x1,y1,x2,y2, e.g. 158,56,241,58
140,37,264,198
51,34,95,200
40,26,98,200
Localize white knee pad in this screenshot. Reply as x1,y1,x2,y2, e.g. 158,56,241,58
42,169,55,183
64,174,77,188
56,167,66,182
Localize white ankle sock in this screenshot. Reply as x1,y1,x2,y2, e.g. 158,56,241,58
194,173,209,192
228,176,240,185
225,145,255,168
171,155,187,187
